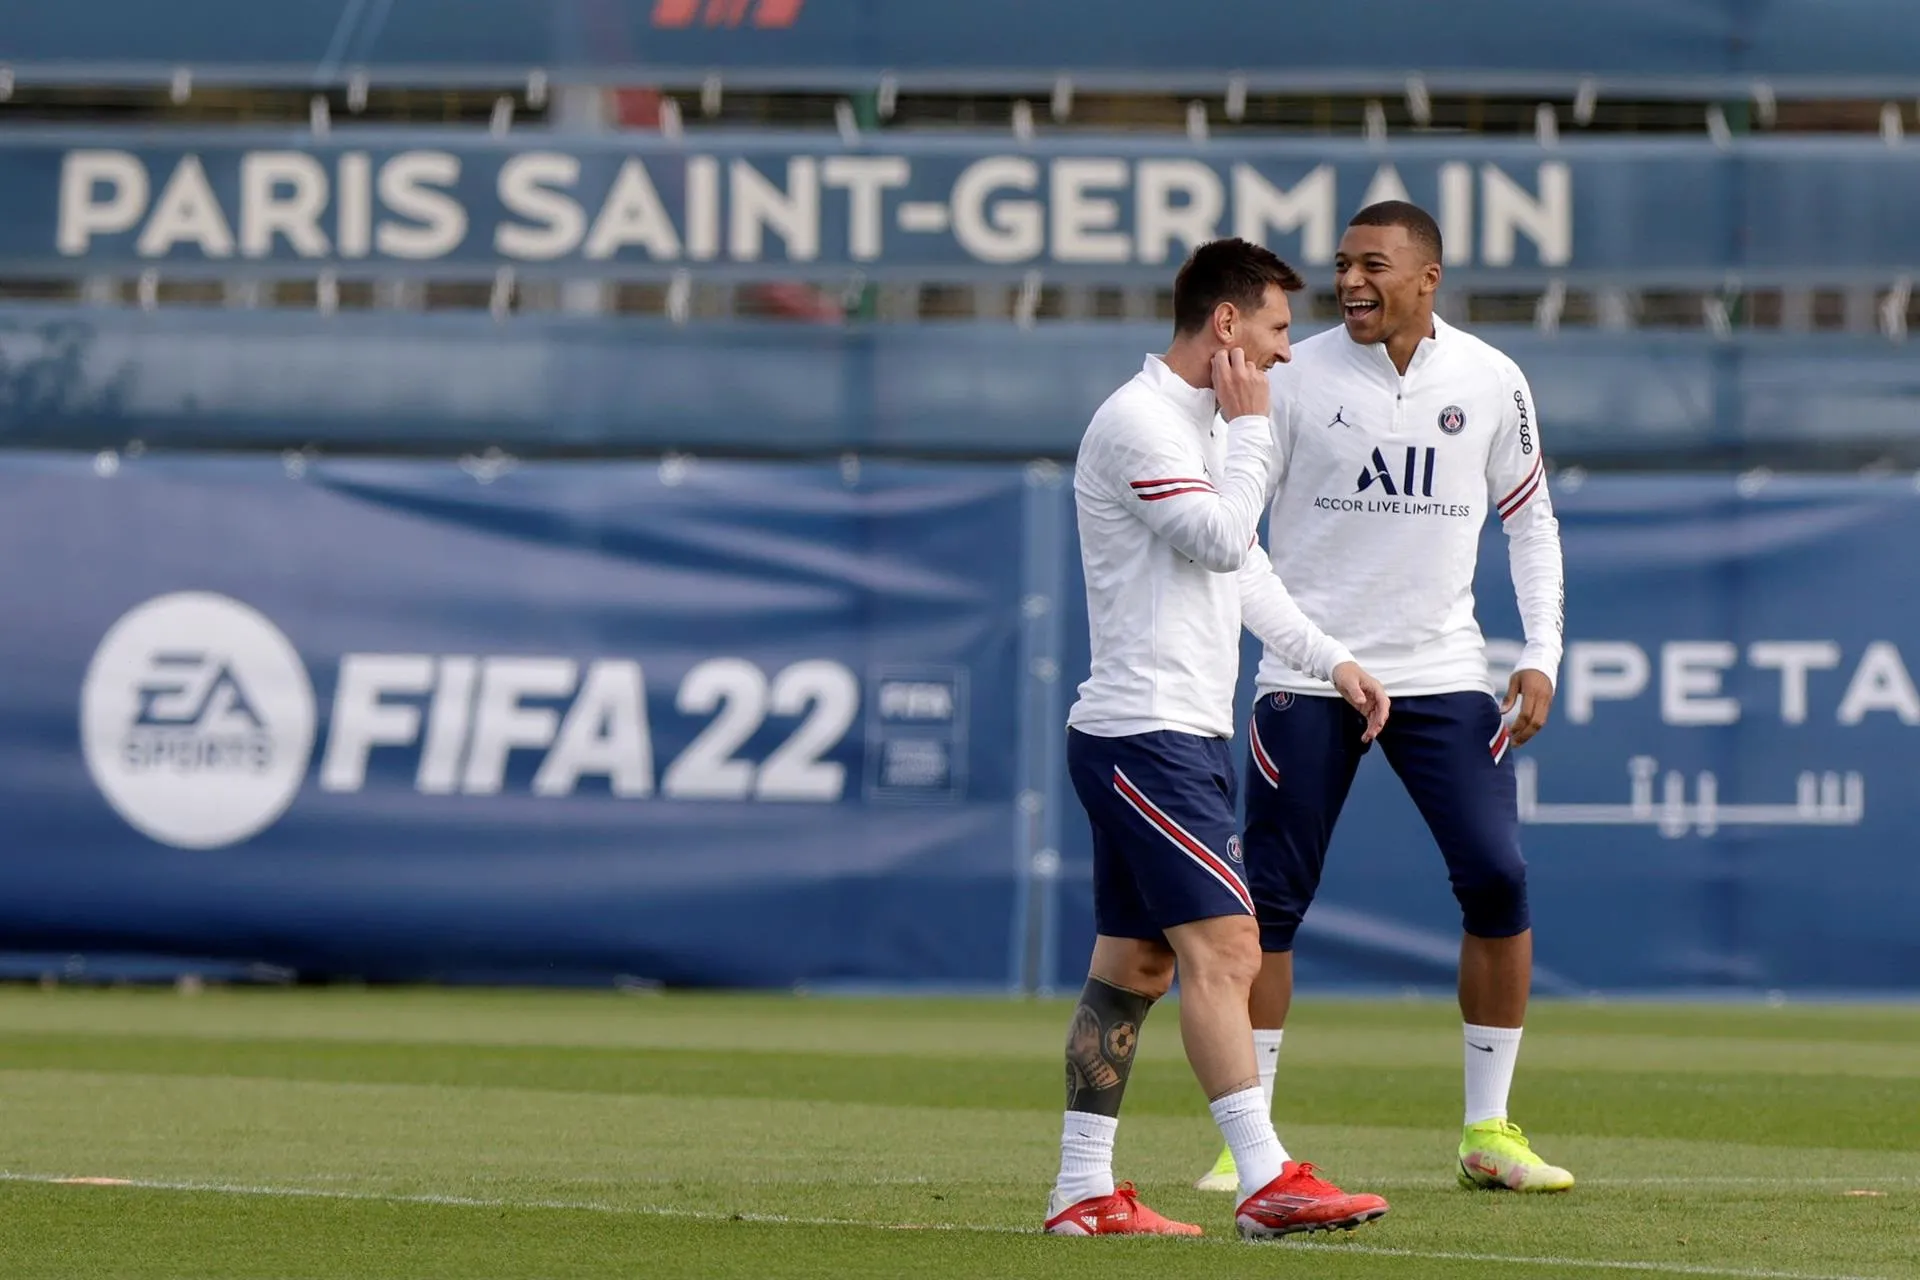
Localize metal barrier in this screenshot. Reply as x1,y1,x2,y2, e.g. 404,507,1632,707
1,0,1917,96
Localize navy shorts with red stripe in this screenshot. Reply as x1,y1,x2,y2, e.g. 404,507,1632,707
1243,690,1528,950
1067,727,1255,940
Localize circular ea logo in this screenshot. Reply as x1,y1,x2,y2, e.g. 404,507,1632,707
81,592,316,849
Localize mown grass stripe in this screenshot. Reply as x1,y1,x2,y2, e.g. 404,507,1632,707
0,1171,1886,1280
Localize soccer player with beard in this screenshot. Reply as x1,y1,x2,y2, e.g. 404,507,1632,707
1047,238,1392,1240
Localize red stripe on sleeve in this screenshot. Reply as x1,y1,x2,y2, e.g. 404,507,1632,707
1499,470,1545,520
1498,458,1544,511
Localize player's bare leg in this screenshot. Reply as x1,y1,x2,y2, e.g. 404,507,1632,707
1459,928,1529,1026
1196,948,1292,1190
1045,935,1202,1235
1457,927,1573,1192
1165,916,1386,1238
1248,948,1294,1028
1247,951,1292,1138
1162,914,1264,1098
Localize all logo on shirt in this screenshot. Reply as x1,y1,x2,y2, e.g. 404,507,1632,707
1357,446,1437,498
1438,405,1467,435
1311,446,1473,519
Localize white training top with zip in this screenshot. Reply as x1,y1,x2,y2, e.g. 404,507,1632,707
1069,355,1354,740
1255,317,1565,700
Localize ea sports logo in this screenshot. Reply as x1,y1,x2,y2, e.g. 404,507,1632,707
81,592,316,849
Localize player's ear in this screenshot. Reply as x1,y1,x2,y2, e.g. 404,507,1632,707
1420,260,1443,297
1213,299,1238,343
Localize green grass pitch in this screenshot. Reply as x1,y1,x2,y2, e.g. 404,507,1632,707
0,987,1914,1278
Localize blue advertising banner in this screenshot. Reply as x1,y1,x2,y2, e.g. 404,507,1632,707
0,454,1029,987
10,132,1920,281
5,455,1918,992
2,1,1916,90
1047,475,1920,995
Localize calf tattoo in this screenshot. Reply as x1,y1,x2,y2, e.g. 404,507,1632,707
1063,977,1155,1116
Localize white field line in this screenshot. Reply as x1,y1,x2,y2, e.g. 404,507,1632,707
0,1170,1899,1280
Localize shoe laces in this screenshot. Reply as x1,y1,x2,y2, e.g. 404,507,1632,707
1466,1128,1543,1159
1485,1120,1537,1152
1109,1182,1178,1228
1283,1162,1341,1196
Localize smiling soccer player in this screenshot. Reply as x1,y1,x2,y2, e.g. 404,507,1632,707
1194,202,1574,1197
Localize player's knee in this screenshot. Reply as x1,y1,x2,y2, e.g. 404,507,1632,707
1257,913,1303,953
1169,916,1261,994
1090,936,1177,999
1247,853,1321,957
1454,857,1530,938
1127,952,1177,1000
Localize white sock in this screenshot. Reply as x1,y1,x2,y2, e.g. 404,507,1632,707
1253,1028,1284,1110
1463,1023,1524,1126
1051,1111,1117,1213
1210,1086,1289,1199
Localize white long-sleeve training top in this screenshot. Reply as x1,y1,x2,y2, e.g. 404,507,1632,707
1068,354,1354,740
1255,317,1565,700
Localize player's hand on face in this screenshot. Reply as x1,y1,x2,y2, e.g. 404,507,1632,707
1331,661,1390,744
1211,346,1271,422
1502,668,1555,746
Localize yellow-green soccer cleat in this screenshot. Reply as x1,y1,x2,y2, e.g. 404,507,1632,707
1457,1120,1575,1192
1194,1144,1239,1192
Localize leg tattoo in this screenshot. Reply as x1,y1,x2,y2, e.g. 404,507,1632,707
1064,977,1156,1116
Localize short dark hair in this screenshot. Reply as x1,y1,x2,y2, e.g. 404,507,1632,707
1348,200,1443,263
1172,237,1304,335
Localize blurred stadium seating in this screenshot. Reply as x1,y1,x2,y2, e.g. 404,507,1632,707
2,2,1918,993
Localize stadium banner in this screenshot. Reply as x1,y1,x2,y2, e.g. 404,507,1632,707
1,0,1909,88
1048,476,1920,995
0,453,1030,988
6,456,1920,993
10,133,1920,279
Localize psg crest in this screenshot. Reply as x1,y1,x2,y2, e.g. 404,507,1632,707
1438,405,1467,435
1268,692,1294,712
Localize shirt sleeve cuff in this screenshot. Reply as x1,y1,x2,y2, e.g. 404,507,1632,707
1316,640,1356,683
1516,645,1561,688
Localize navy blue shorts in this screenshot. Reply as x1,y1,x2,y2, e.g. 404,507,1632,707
1243,690,1528,949
1067,728,1256,940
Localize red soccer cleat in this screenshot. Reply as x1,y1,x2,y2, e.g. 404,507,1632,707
1235,1162,1390,1239
1044,1182,1203,1237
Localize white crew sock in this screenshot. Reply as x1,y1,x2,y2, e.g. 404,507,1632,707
1050,1111,1118,1213
1253,1028,1285,1110
1210,1086,1289,1199
1463,1023,1525,1126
